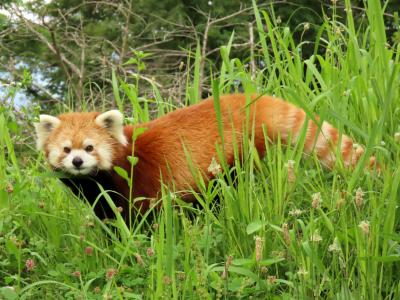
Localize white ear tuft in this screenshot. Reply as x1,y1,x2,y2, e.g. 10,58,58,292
34,114,61,150
95,110,127,145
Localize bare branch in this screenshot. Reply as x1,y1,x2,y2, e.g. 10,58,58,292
248,22,256,79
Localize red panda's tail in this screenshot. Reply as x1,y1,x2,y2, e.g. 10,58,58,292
256,96,378,170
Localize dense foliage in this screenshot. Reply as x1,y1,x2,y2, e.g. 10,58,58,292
1,0,400,106
1,0,400,299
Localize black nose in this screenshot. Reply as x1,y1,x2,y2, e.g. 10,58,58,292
72,157,83,168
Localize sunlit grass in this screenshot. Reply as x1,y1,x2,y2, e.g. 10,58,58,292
1,0,400,298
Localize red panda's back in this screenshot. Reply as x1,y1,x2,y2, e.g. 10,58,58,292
125,94,276,200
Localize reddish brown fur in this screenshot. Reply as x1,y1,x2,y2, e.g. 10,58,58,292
44,94,377,214
116,95,374,207
44,112,125,162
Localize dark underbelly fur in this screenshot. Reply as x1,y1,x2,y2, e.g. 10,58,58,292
60,171,129,221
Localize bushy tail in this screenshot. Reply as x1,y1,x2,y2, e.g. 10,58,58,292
258,97,377,169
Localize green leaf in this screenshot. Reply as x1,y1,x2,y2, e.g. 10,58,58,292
246,220,265,235
0,287,17,300
4,277,14,285
122,292,143,299
127,156,139,166
5,239,18,257
112,69,123,111
259,257,285,266
113,166,129,181
208,266,259,282
232,258,254,266
48,270,60,277
132,127,147,141
124,58,138,65
361,255,400,263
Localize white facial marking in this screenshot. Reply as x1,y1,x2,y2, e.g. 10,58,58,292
83,138,112,170
83,138,94,147
48,146,61,167
96,144,113,170
95,110,127,145
61,140,72,149
34,115,61,150
62,149,98,175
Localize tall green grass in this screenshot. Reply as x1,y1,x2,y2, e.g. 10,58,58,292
1,0,399,298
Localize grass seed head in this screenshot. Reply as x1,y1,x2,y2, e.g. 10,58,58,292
288,208,303,217
310,231,323,243
358,220,370,235
328,237,341,252
282,223,291,245
255,236,264,262
134,253,144,266
297,267,308,276
336,198,346,209
311,192,321,209
146,247,155,257
286,160,296,184
72,270,81,277
177,271,185,281
163,276,172,285
5,183,13,193
85,221,94,228
25,259,35,272
355,187,364,208
267,275,277,284
222,255,233,279
208,157,222,176
85,246,93,256
106,268,117,280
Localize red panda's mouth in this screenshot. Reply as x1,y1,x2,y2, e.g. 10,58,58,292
53,165,98,176
67,166,96,175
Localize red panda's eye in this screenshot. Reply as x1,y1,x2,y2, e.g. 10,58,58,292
85,145,94,152
64,147,71,154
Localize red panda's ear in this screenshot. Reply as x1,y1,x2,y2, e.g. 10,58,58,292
34,115,61,150
95,110,128,145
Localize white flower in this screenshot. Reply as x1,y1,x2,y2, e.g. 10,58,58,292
208,157,221,176
297,267,308,276
328,237,341,252
358,220,370,235
288,208,303,217
310,231,322,243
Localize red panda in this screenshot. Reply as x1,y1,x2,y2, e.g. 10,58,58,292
34,94,376,220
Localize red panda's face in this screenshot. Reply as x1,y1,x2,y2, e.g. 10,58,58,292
34,110,127,175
